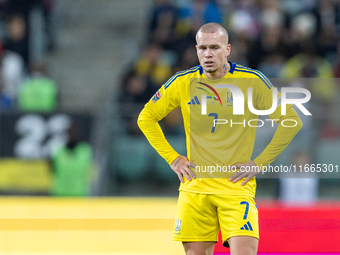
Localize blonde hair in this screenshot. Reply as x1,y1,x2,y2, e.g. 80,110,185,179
196,23,229,44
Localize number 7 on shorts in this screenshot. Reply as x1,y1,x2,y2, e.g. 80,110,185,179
240,201,249,220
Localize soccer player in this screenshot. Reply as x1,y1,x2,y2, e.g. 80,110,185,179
138,23,302,255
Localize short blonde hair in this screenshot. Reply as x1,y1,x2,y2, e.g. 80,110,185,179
196,23,229,44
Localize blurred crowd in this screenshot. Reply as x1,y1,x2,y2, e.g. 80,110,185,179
121,0,340,138
0,0,58,112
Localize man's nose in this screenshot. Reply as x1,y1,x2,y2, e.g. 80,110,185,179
205,49,213,57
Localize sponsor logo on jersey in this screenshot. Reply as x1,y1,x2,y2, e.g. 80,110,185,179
188,96,200,105
188,96,220,105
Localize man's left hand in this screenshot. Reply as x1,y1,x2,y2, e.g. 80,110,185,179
229,161,261,186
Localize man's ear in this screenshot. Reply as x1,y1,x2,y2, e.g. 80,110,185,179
226,44,231,57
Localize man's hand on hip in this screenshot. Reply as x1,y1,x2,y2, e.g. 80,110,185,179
170,155,197,183
229,161,261,186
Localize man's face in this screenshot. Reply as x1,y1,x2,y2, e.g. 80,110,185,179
196,31,231,74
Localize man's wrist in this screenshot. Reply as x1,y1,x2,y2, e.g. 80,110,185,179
168,154,181,166
253,158,264,171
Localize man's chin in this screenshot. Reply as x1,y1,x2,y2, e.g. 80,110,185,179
204,67,217,73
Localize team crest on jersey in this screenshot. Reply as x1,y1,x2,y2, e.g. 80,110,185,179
174,219,182,234
226,91,233,106
152,89,162,103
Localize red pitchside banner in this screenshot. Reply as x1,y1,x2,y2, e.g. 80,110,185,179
214,201,340,253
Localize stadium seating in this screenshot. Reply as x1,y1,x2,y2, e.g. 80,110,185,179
154,136,186,181
113,136,151,180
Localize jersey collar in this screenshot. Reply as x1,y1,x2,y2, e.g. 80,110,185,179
228,61,236,74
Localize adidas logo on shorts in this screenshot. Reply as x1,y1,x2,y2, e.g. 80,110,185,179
240,221,253,231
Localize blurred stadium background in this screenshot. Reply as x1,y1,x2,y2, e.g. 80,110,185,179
0,0,339,254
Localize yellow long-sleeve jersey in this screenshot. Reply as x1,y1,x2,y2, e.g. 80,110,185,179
138,62,302,196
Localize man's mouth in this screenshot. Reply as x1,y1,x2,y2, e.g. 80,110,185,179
205,61,214,66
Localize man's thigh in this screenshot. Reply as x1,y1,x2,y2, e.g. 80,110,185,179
183,241,215,255
228,236,258,255
211,195,259,247
173,191,219,243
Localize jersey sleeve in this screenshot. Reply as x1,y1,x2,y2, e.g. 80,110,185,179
253,75,303,169
137,78,181,165
254,77,282,123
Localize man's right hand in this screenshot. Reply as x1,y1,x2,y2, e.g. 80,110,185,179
170,155,197,183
